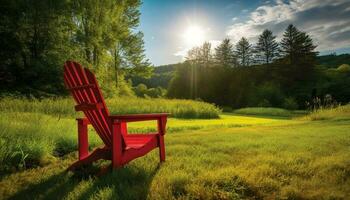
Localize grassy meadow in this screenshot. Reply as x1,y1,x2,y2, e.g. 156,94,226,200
0,98,349,199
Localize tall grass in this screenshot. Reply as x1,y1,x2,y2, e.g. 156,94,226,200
0,97,221,119
301,104,350,121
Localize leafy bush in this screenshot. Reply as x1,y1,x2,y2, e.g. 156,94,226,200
134,84,166,98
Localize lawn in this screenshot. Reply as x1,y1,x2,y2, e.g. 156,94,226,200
0,101,349,199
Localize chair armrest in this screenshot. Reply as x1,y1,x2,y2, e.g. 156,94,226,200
110,113,169,135
109,113,169,123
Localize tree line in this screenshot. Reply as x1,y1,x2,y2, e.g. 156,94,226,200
168,24,350,109
0,0,150,97
185,24,317,67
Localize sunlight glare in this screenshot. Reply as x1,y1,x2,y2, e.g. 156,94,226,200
183,25,205,47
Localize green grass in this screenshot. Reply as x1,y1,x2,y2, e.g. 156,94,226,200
0,97,221,119
234,107,307,118
301,104,350,121
0,100,349,199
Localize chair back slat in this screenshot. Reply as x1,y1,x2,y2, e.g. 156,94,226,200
64,61,112,146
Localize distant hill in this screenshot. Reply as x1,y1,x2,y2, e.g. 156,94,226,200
130,63,179,89
316,53,350,68
131,54,350,89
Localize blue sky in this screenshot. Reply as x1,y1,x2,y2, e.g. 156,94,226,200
139,0,350,66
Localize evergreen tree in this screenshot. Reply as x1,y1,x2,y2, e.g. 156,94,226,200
214,38,236,67
256,29,279,64
235,37,253,66
280,24,317,65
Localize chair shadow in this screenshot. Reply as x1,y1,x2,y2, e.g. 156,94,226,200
8,171,78,200
8,163,160,200
76,163,161,200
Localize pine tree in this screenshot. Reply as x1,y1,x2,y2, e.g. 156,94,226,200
214,38,236,67
280,24,317,65
235,37,253,66
256,29,279,64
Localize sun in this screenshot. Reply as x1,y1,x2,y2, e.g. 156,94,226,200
183,25,205,47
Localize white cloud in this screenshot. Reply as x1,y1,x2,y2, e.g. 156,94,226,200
226,0,350,51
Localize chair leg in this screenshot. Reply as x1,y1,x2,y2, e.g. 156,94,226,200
67,147,109,171
77,119,89,160
112,123,123,169
158,135,165,162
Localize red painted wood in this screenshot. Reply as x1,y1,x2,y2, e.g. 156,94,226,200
77,118,89,160
64,61,168,172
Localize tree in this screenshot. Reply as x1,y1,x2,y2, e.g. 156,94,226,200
280,24,317,65
214,38,236,67
186,42,212,66
72,0,151,86
0,0,150,97
255,29,279,64
0,0,75,94
235,37,253,67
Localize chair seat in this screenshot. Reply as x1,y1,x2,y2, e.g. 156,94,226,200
123,134,158,150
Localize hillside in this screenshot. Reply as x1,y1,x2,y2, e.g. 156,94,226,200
316,53,350,68
131,54,350,90
130,64,179,89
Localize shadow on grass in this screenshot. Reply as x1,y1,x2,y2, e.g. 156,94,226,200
8,163,160,200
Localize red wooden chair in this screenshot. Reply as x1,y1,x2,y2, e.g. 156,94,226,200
63,61,168,171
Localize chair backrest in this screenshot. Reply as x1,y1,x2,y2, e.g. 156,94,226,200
64,61,112,146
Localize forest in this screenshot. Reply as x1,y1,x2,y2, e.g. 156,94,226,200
166,26,350,109
1,1,349,110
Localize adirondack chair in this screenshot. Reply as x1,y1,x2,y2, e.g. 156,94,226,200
63,61,168,171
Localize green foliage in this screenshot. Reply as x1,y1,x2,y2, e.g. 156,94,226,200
134,84,166,98
130,64,176,89
248,82,285,107
0,0,150,97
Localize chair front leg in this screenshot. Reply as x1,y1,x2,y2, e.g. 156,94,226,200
157,117,167,162
112,122,124,168
77,118,89,160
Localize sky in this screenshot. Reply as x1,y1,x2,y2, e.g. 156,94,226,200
138,0,350,66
